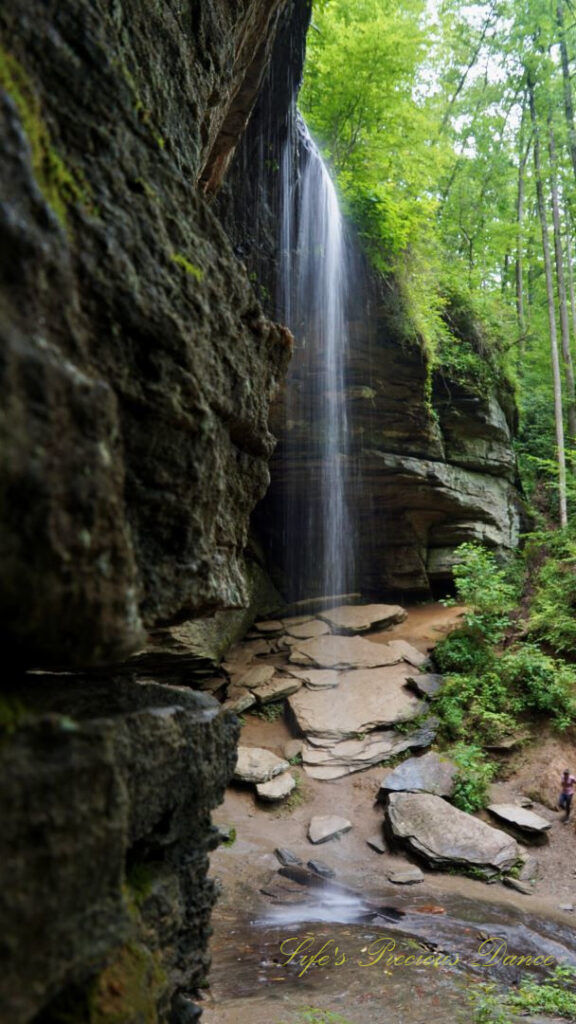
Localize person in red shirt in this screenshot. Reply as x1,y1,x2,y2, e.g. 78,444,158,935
559,770,576,823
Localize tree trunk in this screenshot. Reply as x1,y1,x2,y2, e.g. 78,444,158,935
557,0,576,187
528,75,568,526
548,118,576,447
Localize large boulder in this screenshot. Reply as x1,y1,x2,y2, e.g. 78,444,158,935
380,752,457,798
387,792,519,872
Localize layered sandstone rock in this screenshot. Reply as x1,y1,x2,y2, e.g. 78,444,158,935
0,0,296,668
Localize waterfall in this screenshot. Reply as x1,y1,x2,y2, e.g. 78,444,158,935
277,113,354,601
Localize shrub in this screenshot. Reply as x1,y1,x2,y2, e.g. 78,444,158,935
449,742,498,812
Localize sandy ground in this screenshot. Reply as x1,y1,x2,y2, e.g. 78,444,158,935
201,603,576,1021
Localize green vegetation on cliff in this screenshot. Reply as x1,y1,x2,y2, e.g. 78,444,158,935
302,0,576,519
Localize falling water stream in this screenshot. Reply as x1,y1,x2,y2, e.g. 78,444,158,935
277,113,354,600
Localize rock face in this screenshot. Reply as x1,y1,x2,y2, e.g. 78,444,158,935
0,1,312,1021
0,0,296,668
387,792,519,872
0,679,238,1024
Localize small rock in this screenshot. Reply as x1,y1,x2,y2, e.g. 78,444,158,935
388,867,424,885
559,903,574,912
504,877,533,895
235,664,277,689
216,824,235,844
253,675,302,704
284,739,304,761
222,687,256,713
366,834,387,854
308,815,352,844
518,855,539,881
254,620,285,634
234,746,289,784
520,797,534,808
307,860,335,879
285,619,332,639
275,848,303,867
406,673,444,699
385,640,429,668
256,772,296,802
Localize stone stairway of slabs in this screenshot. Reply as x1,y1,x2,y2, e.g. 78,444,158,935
219,603,443,782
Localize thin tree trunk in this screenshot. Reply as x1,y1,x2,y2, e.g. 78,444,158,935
566,233,576,343
548,118,576,446
528,75,568,526
516,100,531,357
557,0,576,186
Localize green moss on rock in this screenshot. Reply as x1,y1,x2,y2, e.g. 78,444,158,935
0,47,91,224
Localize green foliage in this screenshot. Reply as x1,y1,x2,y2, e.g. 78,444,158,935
449,742,498,812
434,542,576,743
251,700,286,722
498,644,576,727
469,965,576,1023
221,826,237,847
448,542,522,643
527,529,576,652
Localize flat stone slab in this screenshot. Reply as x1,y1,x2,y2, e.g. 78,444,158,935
387,792,519,872
285,619,332,639
289,635,403,670
222,687,256,713
317,603,407,634
289,665,424,740
302,720,437,779
256,771,295,802
234,747,289,784
381,752,457,798
406,673,444,699
488,804,552,834
308,815,352,844
253,620,284,634
252,675,302,704
385,640,429,668
286,667,341,689
388,867,424,885
235,664,276,689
